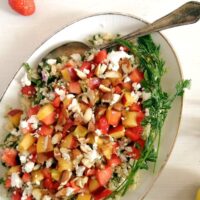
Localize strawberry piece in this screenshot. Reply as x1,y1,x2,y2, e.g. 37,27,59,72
94,188,112,200
96,166,112,186
22,173,31,183
107,154,121,167
1,148,18,166
9,0,35,16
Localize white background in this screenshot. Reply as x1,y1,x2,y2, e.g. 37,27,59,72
0,0,200,199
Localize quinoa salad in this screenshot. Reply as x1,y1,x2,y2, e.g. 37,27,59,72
0,33,190,200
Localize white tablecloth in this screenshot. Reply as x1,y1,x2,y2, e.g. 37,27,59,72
0,0,199,199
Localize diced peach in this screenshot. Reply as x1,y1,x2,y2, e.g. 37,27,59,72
68,82,81,94
31,170,44,184
106,108,121,126
122,92,135,107
61,67,78,82
110,72,123,86
122,111,137,128
18,133,35,152
7,109,23,127
37,136,53,153
109,125,125,139
37,153,49,164
100,143,113,160
51,169,61,181
57,158,73,172
7,165,21,176
61,134,77,149
71,149,82,160
63,97,73,108
77,193,92,200
121,82,132,91
88,178,101,193
73,125,88,138
86,133,95,144
37,104,55,125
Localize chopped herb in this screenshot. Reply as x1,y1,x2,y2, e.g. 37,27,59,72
0,177,5,185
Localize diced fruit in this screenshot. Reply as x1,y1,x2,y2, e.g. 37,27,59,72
96,166,112,186
22,173,31,182
63,97,73,108
61,134,77,149
77,193,92,200
1,148,18,166
37,136,53,153
88,78,101,90
51,169,61,181
31,170,44,184
71,149,82,160
96,116,109,134
42,168,52,179
94,189,112,200
18,133,35,152
57,158,73,172
129,103,142,112
122,92,135,107
109,125,125,138
88,178,101,193
7,165,21,176
122,111,138,128
73,125,88,138
100,143,113,160
52,96,61,108
68,82,81,94
137,111,145,124
5,178,11,188
137,138,145,150
107,154,121,167
37,153,49,164
61,67,78,82
106,108,121,126
125,128,141,141
86,133,95,144
43,178,55,190
21,85,36,97
7,109,23,127
38,125,54,136
11,190,22,200
94,50,107,64
121,82,132,91
130,147,141,160
85,168,96,176
27,105,40,117
37,104,55,125
129,68,144,83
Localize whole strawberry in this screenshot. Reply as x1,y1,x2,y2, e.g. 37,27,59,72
8,0,35,16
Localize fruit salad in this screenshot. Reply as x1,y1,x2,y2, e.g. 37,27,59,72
0,34,190,200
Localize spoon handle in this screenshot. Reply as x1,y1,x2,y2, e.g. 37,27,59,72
100,1,200,49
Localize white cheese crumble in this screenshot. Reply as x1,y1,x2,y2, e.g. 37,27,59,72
11,128,21,136
76,165,86,177
24,161,35,173
132,83,141,91
107,51,132,70
21,73,31,86
27,115,39,130
124,76,131,83
19,151,29,164
42,195,52,200
60,148,71,160
142,91,151,101
21,182,33,200
46,59,57,65
20,120,29,129
46,158,54,168
70,53,81,61
11,173,23,188
66,187,74,196
68,98,81,114
55,88,66,101
95,129,102,136
110,94,121,105
83,68,90,74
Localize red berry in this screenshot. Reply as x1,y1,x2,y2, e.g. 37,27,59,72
9,0,35,16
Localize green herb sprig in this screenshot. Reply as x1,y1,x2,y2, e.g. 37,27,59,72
107,35,191,199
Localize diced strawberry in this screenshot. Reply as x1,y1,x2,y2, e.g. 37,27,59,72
80,61,93,77
27,105,40,117
69,180,81,193
52,96,61,108
107,154,121,167
63,118,74,134
68,82,81,94
43,178,54,190
26,196,33,200
114,86,122,94
136,111,145,125
129,103,142,112
39,125,54,136
85,168,96,176
1,148,18,167
21,85,36,97
118,45,129,52
96,116,109,134
125,128,141,141
22,173,31,183
130,147,141,160
42,168,52,179
88,78,101,90
94,50,107,64
5,178,11,189
129,69,144,83
11,190,22,200
112,142,119,154
96,166,112,186
106,109,121,127
136,138,145,150
42,112,56,126
94,188,112,200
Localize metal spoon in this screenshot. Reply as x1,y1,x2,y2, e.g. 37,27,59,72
47,1,200,58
